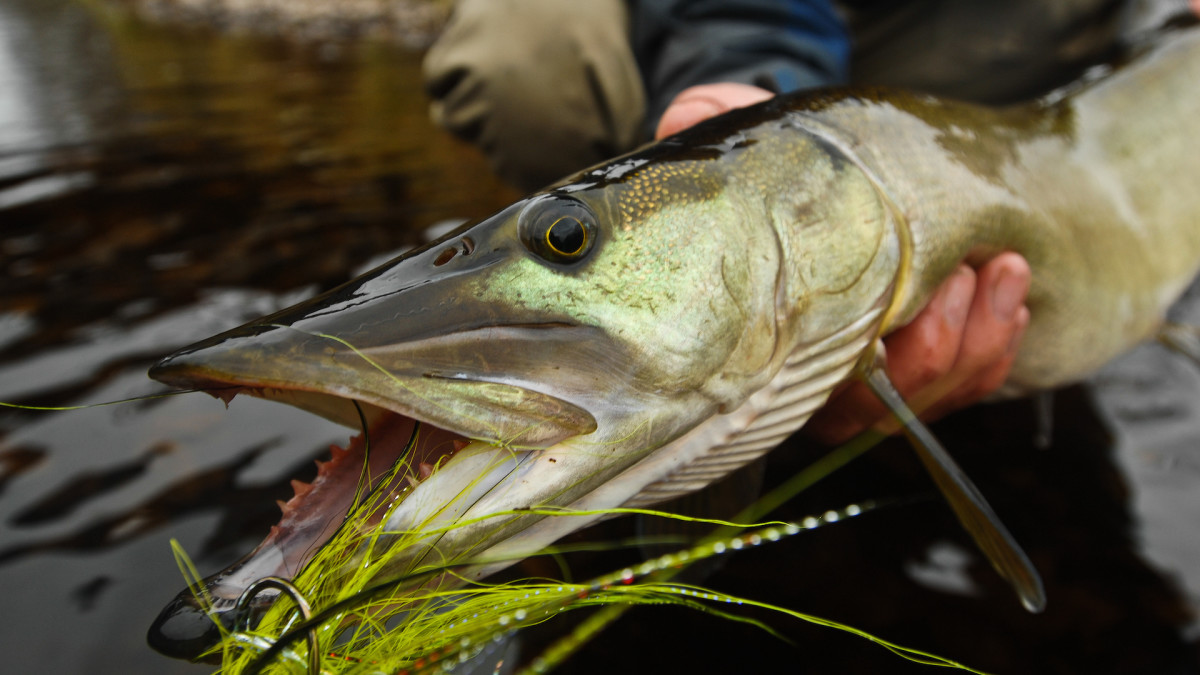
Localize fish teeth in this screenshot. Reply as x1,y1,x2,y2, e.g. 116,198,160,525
290,479,314,499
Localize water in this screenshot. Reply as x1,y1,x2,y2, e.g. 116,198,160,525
0,2,512,672
0,2,1198,673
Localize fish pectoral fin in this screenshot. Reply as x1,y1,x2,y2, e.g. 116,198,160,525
860,344,1047,613
1158,322,1200,367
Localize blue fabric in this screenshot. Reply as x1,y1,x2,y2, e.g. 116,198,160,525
629,0,851,133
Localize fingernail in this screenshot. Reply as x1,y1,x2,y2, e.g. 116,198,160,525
942,268,974,326
992,268,1026,321
1007,307,1030,353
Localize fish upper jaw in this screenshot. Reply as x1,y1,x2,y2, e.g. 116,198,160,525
148,321,603,449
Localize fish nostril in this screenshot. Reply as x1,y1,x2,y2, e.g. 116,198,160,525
435,238,475,265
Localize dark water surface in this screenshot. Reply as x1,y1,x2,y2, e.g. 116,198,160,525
0,1,512,672
1,2,1198,674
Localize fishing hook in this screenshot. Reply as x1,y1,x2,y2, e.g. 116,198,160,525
234,576,321,675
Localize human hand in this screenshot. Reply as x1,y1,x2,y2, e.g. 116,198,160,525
804,254,1032,444
655,83,775,139
657,86,1033,444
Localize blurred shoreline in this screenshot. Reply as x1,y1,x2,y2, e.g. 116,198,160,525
103,0,451,46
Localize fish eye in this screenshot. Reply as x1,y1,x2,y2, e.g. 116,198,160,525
519,196,597,264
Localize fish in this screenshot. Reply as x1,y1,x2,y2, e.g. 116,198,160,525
147,24,1200,661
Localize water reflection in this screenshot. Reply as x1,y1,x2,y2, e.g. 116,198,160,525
0,1,512,672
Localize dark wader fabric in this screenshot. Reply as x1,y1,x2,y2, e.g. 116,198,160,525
423,0,645,192
423,0,1154,192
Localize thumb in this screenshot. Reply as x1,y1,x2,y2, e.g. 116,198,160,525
655,83,775,139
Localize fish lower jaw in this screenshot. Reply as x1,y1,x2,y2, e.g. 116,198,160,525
147,400,476,660
264,405,478,575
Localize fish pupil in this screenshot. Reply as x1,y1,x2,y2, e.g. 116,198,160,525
547,217,586,256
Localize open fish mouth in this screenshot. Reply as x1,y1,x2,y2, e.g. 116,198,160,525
142,164,766,661
140,228,619,661
145,382,552,662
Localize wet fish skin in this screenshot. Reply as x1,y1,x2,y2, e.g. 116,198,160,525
148,26,1200,650
803,31,1200,393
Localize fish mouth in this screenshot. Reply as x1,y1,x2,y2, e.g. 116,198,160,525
145,209,636,661
145,381,548,662
145,312,612,662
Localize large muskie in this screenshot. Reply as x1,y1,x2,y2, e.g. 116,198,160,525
148,26,1200,658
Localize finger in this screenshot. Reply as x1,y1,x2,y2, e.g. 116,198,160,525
803,266,977,444
802,380,882,446
917,253,1032,417
938,305,1030,412
655,83,774,139
882,265,976,398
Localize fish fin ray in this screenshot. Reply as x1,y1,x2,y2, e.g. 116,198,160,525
623,308,883,508
862,346,1046,613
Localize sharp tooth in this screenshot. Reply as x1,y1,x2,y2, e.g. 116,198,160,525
276,499,289,515
418,462,434,480
290,479,313,499
405,473,419,489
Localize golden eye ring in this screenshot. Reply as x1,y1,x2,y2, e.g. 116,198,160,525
519,195,598,265
545,216,588,257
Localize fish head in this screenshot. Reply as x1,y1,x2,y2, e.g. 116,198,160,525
146,110,904,659
145,144,798,657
